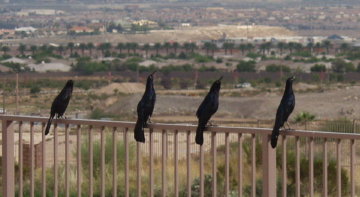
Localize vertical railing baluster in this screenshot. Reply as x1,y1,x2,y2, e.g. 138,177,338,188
89,126,93,197
100,126,105,197
54,124,58,197
41,122,46,197
211,132,217,197
76,125,81,197
137,141,142,197
30,122,34,197
174,130,179,197
323,138,328,197
19,121,23,197
282,135,287,197
124,128,129,197
350,139,355,197
186,130,191,197
251,134,256,197
225,132,230,196
65,124,70,197
2,120,14,197
238,134,243,197
309,137,314,197
262,134,276,197
149,128,154,197
296,136,300,197
200,143,204,197
162,130,167,197
337,139,341,197
113,127,118,197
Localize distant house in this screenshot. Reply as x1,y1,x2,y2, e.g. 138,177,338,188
0,64,12,72
27,62,71,73
1,57,28,64
69,26,94,33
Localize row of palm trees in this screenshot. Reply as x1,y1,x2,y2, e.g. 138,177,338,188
0,39,350,58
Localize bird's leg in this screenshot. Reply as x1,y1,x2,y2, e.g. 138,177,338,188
285,122,292,130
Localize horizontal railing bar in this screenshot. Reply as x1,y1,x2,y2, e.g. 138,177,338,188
2,115,360,139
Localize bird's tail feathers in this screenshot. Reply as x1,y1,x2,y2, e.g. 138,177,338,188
44,116,54,135
271,125,280,148
195,121,206,145
134,119,145,143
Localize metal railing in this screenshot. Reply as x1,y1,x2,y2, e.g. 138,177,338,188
1,115,359,197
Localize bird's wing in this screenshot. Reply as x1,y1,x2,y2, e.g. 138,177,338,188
149,91,156,117
196,93,218,119
196,93,211,118
275,103,286,128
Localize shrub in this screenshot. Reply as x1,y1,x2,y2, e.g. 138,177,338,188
310,64,326,72
265,64,291,72
30,86,41,94
332,58,355,73
294,112,316,123
236,60,256,72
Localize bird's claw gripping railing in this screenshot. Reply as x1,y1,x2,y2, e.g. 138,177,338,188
1,115,359,197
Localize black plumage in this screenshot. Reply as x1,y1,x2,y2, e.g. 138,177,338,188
271,76,296,148
134,71,156,143
195,76,222,145
44,80,74,135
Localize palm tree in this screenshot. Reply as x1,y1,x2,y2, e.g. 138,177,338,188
57,45,65,56
67,42,75,55
78,43,87,56
306,42,314,55
30,45,37,55
203,42,216,56
17,44,26,56
340,43,349,53
143,43,151,58
116,43,125,54
314,42,321,54
1,46,10,55
203,42,212,56
322,40,332,54
87,42,94,57
130,43,138,54
259,43,267,55
98,42,112,56
163,42,171,55
287,42,296,54
293,43,303,53
277,42,286,55
223,42,235,55
189,42,197,53
238,44,247,55
153,43,162,55
172,42,179,54
246,43,254,53
125,43,132,55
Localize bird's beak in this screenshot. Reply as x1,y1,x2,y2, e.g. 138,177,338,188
218,76,223,81
151,71,157,76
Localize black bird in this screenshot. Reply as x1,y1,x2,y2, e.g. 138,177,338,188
134,71,156,143
271,76,296,148
44,80,74,135
195,76,222,145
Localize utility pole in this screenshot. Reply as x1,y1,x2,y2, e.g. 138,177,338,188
16,73,19,114
2,78,5,114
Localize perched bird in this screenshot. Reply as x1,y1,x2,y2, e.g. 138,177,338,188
271,76,296,148
134,71,156,143
44,80,74,135
195,76,222,145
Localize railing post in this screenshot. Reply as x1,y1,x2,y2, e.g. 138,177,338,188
2,119,14,197
262,134,276,197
